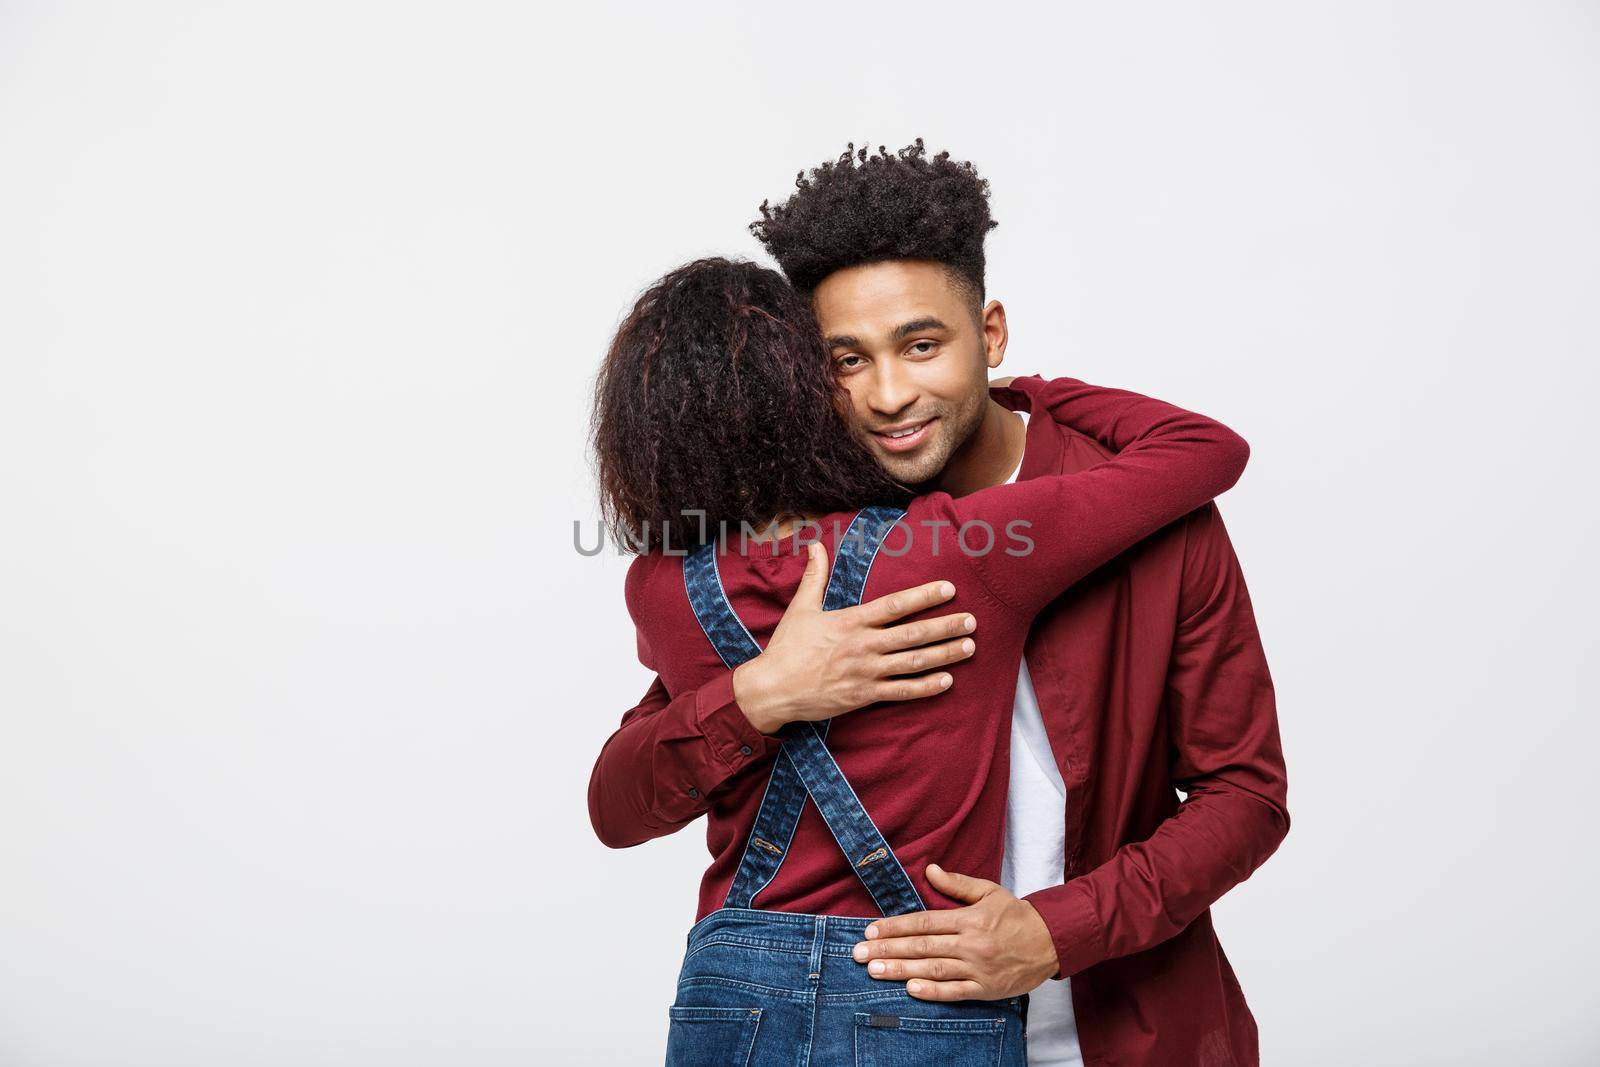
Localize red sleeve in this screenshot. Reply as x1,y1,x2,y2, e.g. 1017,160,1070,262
940,376,1251,616
1023,502,1290,976
586,588,782,848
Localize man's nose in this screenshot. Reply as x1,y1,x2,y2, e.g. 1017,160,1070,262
866,359,918,417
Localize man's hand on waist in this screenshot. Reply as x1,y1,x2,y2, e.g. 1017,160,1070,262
850,863,1061,1001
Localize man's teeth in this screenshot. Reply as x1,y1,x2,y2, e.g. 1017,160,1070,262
886,425,922,438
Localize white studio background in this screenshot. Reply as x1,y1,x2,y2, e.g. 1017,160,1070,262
1,2,1596,1064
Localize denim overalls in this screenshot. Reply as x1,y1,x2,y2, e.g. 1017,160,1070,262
666,506,1029,1067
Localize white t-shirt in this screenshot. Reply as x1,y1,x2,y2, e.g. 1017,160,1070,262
1000,410,1083,1067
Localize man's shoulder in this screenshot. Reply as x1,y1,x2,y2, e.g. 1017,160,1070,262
993,373,1116,476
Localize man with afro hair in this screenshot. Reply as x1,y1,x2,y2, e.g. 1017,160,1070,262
751,140,997,301
589,141,1287,1067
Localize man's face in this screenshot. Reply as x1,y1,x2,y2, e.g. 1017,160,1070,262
813,260,1004,486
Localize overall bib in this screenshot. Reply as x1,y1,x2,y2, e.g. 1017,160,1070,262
666,506,1029,1067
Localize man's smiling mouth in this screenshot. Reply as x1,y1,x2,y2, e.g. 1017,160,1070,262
871,418,936,453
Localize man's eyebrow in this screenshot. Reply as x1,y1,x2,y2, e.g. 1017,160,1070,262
894,317,948,339
825,319,949,350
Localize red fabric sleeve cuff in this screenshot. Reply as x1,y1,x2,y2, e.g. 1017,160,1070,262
694,672,776,771
1024,879,1107,979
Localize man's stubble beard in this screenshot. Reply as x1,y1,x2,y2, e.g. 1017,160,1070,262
859,387,989,490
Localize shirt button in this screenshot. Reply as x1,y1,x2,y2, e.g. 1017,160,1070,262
740,745,753,756
687,787,700,799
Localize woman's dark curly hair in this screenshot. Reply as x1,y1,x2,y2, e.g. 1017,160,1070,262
749,139,998,302
592,258,911,553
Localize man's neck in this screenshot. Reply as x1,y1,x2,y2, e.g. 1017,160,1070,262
935,399,1028,498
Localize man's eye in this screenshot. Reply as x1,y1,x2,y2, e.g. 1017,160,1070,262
908,341,938,356
835,354,866,370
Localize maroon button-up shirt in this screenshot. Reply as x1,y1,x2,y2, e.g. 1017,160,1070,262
589,375,1289,1066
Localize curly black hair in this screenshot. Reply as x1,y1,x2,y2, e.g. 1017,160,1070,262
750,139,998,303
592,258,912,553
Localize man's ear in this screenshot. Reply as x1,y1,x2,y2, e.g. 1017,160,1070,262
980,300,1008,370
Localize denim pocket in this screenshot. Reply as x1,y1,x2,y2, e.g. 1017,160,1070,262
852,1011,1008,1067
664,1006,763,1067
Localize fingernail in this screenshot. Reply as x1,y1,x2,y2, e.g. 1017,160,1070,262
865,924,879,939
961,639,974,654
853,943,867,961
869,960,885,975
939,582,954,598
963,615,976,632
908,981,923,995
928,863,942,874
939,675,952,688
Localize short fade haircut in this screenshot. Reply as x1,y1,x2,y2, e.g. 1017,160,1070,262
750,139,998,307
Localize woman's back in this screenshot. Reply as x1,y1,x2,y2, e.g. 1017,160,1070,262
628,497,1036,919
624,374,1250,920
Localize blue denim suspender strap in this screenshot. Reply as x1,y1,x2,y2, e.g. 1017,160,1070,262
681,506,924,917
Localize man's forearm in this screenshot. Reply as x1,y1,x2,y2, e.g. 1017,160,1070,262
1025,784,1288,976
587,673,778,849
590,553,977,848
1028,501,1288,976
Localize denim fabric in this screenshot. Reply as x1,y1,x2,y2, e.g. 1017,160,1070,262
774,722,922,916
721,740,811,911
665,909,1028,1067
684,507,920,916
820,505,906,612
683,546,762,669
672,510,1026,1065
